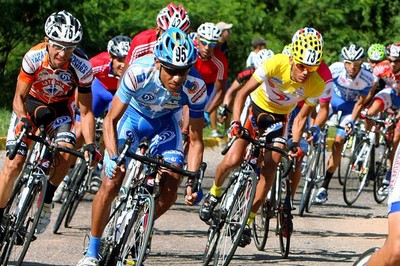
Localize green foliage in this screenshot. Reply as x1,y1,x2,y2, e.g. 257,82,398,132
1,0,400,108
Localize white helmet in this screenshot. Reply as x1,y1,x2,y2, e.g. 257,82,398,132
45,10,83,44
254,49,275,69
197,22,221,42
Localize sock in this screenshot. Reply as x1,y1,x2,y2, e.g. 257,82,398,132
210,183,222,198
321,171,334,190
86,234,101,259
44,181,58,204
247,211,256,226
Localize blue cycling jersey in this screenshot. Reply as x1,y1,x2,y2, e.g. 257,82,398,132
117,55,207,119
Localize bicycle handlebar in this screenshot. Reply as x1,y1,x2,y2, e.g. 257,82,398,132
8,127,28,160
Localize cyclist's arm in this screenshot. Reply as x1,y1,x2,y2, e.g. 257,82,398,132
186,116,204,172
351,94,368,121
205,79,226,114
232,76,261,121
103,96,128,157
13,79,32,119
222,79,242,108
364,82,378,105
292,104,315,143
78,91,96,145
313,101,329,128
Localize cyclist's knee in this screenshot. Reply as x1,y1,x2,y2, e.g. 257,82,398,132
4,157,24,178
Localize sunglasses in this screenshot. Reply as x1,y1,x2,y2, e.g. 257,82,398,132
161,64,191,76
199,39,217,48
295,63,319,73
343,60,363,65
48,40,77,52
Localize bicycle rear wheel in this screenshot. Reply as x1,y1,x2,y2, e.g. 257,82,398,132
1,172,47,266
343,140,370,205
214,167,257,266
306,146,326,213
252,199,272,251
53,159,86,234
117,194,155,266
338,136,354,185
277,174,292,258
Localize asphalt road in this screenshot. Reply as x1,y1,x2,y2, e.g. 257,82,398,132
0,146,389,266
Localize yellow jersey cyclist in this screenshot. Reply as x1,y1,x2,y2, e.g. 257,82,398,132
199,29,326,245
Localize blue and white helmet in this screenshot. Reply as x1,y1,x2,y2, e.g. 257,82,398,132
341,44,365,61
45,10,83,44
154,27,197,68
107,36,131,58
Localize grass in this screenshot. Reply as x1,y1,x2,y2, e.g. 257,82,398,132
0,108,11,137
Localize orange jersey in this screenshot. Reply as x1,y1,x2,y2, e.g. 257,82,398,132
18,43,93,104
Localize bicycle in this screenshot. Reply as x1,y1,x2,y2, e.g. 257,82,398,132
343,114,394,205
0,126,84,266
202,128,291,265
98,137,206,266
53,116,104,234
353,247,379,266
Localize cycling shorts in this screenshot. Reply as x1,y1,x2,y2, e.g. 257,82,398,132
109,105,184,167
6,95,76,157
328,103,354,138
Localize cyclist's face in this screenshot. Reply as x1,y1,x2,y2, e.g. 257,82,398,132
46,37,76,69
111,57,126,77
387,56,400,74
290,57,318,83
344,60,363,78
197,37,217,59
155,59,190,92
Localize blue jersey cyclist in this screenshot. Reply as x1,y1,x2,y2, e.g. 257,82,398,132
77,28,207,266
315,44,375,203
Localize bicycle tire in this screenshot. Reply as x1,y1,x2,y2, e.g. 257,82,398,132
202,219,220,265
338,136,353,185
117,194,155,266
53,159,86,234
277,171,292,258
353,247,379,266
343,139,370,205
214,167,257,266
65,168,90,228
373,145,390,204
252,200,271,251
1,173,47,266
306,144,326,213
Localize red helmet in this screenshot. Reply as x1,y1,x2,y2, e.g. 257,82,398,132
156,3,190,32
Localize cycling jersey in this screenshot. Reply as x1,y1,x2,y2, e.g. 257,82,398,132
235,66,255,85
125,29,157,65
388,143,400,214
19,43,92,105
117,54,207,119
250,54,326,115
89,51,119,91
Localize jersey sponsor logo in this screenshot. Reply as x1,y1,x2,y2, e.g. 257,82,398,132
38,70,50,79
70,56,89,74
59,72,72,82
154,130,175,145
136,73,146,83
31,51,46,64
192,85,206,103
272,137,286,145
270,77,283,86
271,89,290,102
53,116,72,129
184,80,200,94
359,71,374,84
140,93,156,103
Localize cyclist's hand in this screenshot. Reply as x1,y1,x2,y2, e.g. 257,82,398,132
308,125,321,143
345,119,355,135
15,117,33,137
182,129,189,144
83,143,102,167
104,155,125,179
288,142,304,158
218,104,231,123
227,120,243,138
204,112,211,127
184,179,203,206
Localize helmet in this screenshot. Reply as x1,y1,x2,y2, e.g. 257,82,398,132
253,49,274,69
367,43,386,61
154,27,197,69
291,34,323,66
292,27,324,47
341,44,365,61
197,22,221,42
282,44,292,56
386,43,400,58
156,3,190,32
107,36,132,58
45,10,83,44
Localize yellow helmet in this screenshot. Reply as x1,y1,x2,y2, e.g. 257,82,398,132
291,34,323,66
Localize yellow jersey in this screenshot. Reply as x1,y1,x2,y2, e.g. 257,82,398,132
250,54,326,114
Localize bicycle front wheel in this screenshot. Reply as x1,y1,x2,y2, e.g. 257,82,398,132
118,194,155,266
202,219,220,265
374,145,390,203
343,139,370,205
252,199,272,251
338,135,354,185
214,167,257,266
1,173,47,266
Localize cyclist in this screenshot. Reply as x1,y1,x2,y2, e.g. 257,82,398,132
218,49,275,123
199,29,326,246
0,10,99,234
191,22,228,138
77,28,207,266
362,43,400,196
315,44,375,204
366,142,400,265
245,37,267,68
125,2,190,66
54,35,132,201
